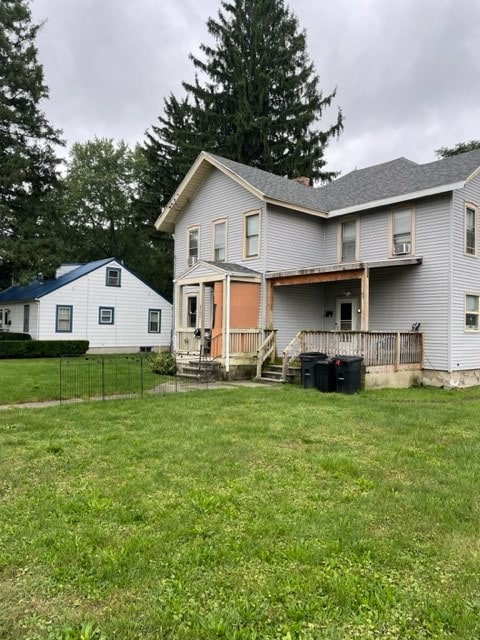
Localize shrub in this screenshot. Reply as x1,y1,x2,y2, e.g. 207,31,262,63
148,352,176,375
0,332,31,341
0,340,89,359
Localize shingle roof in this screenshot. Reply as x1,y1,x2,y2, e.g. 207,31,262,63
208,148,480,214
205,261,261,276
0,258,115,303
207,153,328,213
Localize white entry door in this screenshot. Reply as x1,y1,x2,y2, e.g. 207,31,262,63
336,298,358,331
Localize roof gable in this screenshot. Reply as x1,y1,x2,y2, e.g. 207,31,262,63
0,258,137,304
154,148,480,232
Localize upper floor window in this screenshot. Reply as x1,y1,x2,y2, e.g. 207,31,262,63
188,226,199,266
99,307,114,325
106,267,121,287
244,211,260,258
465,204,477,256
339,219,358,262
466,294,479,331
213,219,226,262
148,309,162,333
56,305,73,333
391,207,414,256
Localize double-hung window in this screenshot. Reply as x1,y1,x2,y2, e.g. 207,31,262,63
465,204,477,256
213,220,226,262
391,207,414,256
466,294,479,331
99,307,114,325
106,267,121,287
339,219,358,262
188,227,199,266
56,305,73,332
186,296,197,328
148,309,162,333
244,211,260,258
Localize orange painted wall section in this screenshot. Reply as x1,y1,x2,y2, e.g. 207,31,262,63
212,282,224,357
230,282,260,328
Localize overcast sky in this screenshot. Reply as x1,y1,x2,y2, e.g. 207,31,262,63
30,0,480,177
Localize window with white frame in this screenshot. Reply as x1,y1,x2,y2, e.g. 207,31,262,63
99,307,114,325
391,207,414,256
148,309,162,333
465,204,477,256
186,295,197,328
244,211,260,258
188,227,199,266
106,267,121,287
56,305,73,332
465,294,479,331
339,219,358,262
213,220,226,262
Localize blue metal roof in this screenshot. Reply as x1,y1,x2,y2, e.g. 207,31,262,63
0,258,115,303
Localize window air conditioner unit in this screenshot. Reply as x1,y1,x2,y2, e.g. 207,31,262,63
394,242,411,255
188,256,197,267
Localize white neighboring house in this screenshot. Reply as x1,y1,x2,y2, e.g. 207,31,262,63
0,258,172,353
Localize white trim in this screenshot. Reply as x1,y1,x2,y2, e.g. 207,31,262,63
329,181,465,217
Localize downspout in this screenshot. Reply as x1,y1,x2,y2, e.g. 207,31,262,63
225,273,231,373
447,194,454,373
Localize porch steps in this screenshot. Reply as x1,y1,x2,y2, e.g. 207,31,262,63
259,364,301,384
177,359,220,382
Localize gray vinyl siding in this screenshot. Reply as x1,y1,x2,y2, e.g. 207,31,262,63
264,205,325,270
175,169,264,278
450,176,480,370
368,195,451,370
273,284,324,352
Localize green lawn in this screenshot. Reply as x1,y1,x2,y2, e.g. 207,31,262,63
1,385,480,639
0,356,162,404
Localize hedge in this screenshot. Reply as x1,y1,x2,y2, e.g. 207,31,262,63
0,340,89,359
0,332,32,341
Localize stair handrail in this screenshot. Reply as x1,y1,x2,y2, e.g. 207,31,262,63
256,330,276,379
282,331,303,381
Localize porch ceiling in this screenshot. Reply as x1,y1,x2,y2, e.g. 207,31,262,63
266,256,422,284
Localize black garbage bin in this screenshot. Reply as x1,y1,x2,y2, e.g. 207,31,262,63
315,359,336,392
333,355,364,394
299,352,328,388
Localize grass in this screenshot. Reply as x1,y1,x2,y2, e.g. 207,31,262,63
0,356,162,404
1,384,480,638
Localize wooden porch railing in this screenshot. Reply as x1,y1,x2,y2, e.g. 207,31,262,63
256,330,276,378
176,328,263,357
282,330,423,381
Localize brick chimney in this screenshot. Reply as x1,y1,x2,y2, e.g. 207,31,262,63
293,176,312,187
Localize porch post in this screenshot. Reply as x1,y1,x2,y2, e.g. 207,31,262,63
265,279,274,329
174,282,181,351
198,282,205,333
225,274,231,373
360,268,370,331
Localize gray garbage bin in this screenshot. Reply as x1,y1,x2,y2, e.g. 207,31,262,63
299,352,328,388
333,355,364,394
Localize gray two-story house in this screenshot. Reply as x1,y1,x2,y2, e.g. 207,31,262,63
155,149,480,388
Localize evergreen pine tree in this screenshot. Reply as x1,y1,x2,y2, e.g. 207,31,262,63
0,0,63,287
142,0,343,216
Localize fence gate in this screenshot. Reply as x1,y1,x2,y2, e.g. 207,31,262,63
59,355,146,403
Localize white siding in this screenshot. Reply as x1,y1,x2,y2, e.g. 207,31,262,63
450,175,480,371
37,261,172,350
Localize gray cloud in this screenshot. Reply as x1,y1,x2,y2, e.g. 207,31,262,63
31,0,480,175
